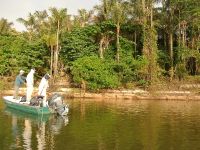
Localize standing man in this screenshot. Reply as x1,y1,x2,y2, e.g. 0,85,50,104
13,70,26,99
26,68,35,102
38,73,50,107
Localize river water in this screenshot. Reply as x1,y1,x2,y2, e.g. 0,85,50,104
0,98,200,150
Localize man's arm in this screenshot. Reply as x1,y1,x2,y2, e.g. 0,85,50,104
19,76,26,84
21,76,26,81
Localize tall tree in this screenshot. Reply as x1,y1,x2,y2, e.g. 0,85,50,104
93,0,114,59
111,0,127,62
137,0,159,81
34,10,48,35
17,13,36,41
77,9,93,27
43,34,57,77
94,0,127,61
49,7,68,76
0,18,13,35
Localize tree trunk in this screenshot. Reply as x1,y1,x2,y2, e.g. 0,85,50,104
178,10,181,47
182,28,185,47
99,35,111,59
191,37,195,49
99,36,104,59
54,20,60,76
150,4,153,27
197,35,200,51
28,32,32,41
141,0,147,56
116,22,120,62
50,45,53,77
169,32,174,81
134,31,137,58
142,0,146,24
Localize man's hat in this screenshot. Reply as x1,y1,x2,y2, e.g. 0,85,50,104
20,70,24,73
44,73,50,80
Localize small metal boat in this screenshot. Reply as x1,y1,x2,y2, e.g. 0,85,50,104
3,93,69,116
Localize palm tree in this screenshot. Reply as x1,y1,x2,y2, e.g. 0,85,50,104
63,15,73,32
49,7,68,76
93,0,114,59
17,13,36,40
77,9,93,27
111,0,127,62
0,18,13,34
34,10,48,35
94,0,127,61
93,0,113,22
43,34,57,77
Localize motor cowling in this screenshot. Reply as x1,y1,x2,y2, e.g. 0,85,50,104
48,93,68,115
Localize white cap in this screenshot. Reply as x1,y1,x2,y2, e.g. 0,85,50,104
20,70,24,73
31,68,35,73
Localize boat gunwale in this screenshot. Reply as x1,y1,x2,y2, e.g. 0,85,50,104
3,96,54,115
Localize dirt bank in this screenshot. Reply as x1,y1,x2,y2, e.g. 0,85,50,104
1,87,200,100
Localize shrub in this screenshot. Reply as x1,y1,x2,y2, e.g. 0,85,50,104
71,56,119,90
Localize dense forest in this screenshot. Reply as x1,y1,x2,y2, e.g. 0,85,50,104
0,0,200,90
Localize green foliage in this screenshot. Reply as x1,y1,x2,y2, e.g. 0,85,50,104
0,18,13,35
142,27,158,81
61,25,100,64
175,63,187,80
103,36,134,61
113,56,147,83
0,35,49,76
137,79,150,89
120,37,134,56
20,39,50,74
157,50,170,73
174,46,200,76
71,56,119,90
1,0,200,90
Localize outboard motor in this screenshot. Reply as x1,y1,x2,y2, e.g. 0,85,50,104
48,93,69,116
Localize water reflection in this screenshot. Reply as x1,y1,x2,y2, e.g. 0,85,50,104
2,99,200,150
10,115,20,149
51,115,69,135
23,119,32,150
66,99,200,150
4,107,69,150
37,121,45,150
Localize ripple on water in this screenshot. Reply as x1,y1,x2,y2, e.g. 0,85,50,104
1,99,200,150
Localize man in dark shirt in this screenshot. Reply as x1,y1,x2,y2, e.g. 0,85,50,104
13,70,26,99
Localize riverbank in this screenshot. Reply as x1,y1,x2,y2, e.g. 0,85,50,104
2,74,200,100
57,87,200,100
1,85,200,100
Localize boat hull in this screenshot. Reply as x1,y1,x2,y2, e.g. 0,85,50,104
3,96,53,115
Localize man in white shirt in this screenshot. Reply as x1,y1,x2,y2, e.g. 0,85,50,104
26,68,35,102
38,73,50,107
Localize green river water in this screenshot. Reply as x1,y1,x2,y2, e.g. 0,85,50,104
0,98,200,150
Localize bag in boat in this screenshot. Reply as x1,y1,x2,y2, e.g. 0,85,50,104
20,96,26,102
30,96,43,106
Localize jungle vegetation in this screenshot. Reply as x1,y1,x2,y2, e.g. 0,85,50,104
0,0,200,90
